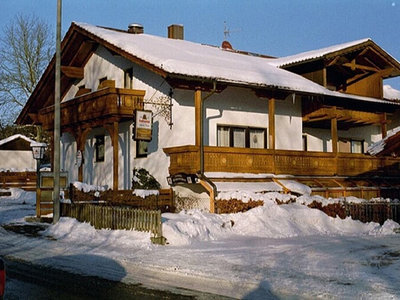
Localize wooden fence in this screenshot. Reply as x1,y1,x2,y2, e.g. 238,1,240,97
61,203,165,244
0,171,36,191
345,203,400,225
68,185,174,213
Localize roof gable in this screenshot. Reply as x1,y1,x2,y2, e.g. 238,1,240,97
0,134,36,151
271,39,400,74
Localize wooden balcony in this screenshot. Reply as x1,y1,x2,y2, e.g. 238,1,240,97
39,87,145,130
163,145,400,177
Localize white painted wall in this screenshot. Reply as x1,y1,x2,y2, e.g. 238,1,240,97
275,94,303,150
304,124,383,152
0,151,36,170
206,87,268,146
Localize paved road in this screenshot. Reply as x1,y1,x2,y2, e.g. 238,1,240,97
3,257,226,300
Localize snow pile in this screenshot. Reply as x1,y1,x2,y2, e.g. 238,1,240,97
161,203,400,246
42,217,152,250
73,181,106,193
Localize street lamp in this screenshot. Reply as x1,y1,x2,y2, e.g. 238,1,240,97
30,141,47,217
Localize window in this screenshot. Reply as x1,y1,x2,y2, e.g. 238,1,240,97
124,68,133,89
351,140,363,154
136,140,148,157
338,138,364,154
95,135,105,162
302,134,308,151
217,125,266,149
98,77,108,90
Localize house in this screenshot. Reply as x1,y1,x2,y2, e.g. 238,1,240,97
0,134,37,171
17,22,400,212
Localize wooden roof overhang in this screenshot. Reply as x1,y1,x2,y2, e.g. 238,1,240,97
16,23,167,126
282,40,400,93
302,92,400,129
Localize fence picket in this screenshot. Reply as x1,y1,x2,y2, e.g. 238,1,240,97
61,203,163,239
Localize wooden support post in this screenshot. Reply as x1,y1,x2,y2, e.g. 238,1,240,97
104,121,120,190
268,98,275,150
381,113,388,139
195,89,202,147
71,127,91,183
331,107,338,154
199,179,215,213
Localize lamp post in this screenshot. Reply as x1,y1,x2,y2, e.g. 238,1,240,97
53,0,62,224
30,142,47,218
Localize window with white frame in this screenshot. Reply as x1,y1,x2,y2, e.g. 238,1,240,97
124,68,133,89
217,125,266,149
338,138,364,154
95,135,105,162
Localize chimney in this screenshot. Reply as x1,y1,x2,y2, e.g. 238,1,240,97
128,23,144,34
168,24,184,40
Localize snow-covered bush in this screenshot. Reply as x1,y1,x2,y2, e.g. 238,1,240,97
132,168,161,190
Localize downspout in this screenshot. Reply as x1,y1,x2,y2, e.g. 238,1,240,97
199,80,218,213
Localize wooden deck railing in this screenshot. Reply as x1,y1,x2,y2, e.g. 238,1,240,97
163,145,400,177
39,87,145,130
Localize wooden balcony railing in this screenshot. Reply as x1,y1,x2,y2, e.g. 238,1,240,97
163,145,400,177
39,87,145,130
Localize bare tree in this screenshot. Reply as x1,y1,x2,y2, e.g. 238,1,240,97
0,13,54,125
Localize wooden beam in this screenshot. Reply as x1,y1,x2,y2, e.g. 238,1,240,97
199,179,215,213
342,59,379,73
61,66,84,79
325,56,341,67
66,126,91,183
331,107,338,154
381,112,388,139
195,90,202,147
28,113,40,124
268,98,275,150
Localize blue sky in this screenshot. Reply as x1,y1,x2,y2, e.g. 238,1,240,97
1,0,400,89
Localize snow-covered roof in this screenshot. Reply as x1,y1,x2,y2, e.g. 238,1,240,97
367,126,400,156
384,84,400,101
0,134,36,147
269,38,371,67
75,22,331,95
74,22,400,107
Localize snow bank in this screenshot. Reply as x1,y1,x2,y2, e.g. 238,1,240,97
41,217,153,250
162,203,400,246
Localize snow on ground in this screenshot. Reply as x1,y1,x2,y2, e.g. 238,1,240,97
1,188,400,299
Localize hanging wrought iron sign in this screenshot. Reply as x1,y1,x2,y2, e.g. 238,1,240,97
134,109,153,141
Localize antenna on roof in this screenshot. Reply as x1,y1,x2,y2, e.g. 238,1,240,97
223,21,241,40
